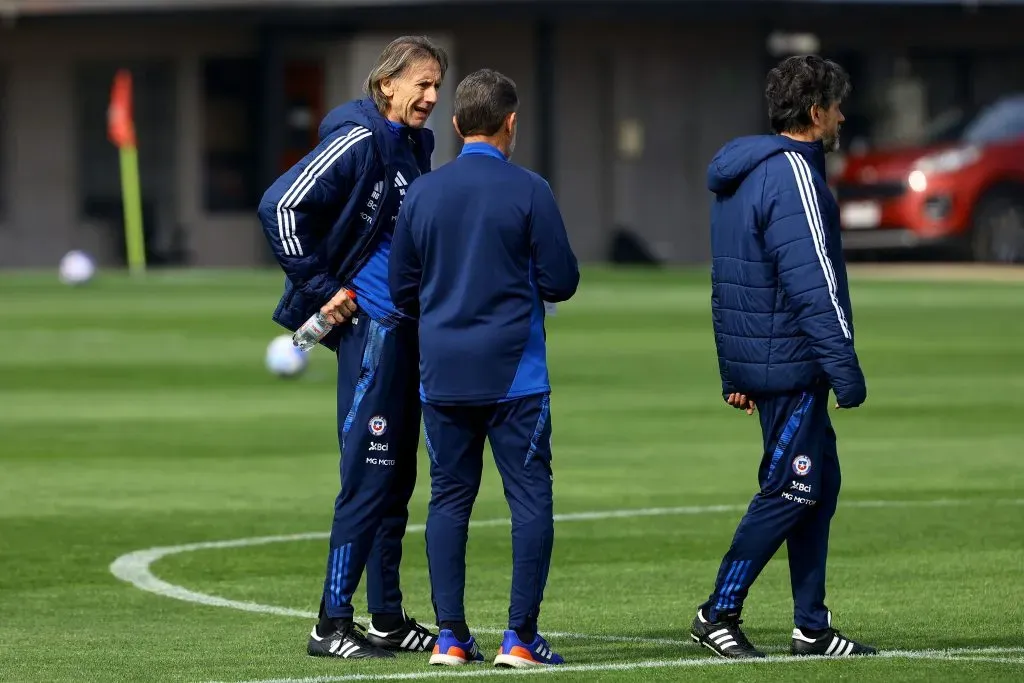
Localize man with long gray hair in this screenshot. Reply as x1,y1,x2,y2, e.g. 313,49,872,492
257,35,447,660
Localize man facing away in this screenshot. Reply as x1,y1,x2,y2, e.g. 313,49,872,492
690,55,878,659
389,69,580,668
257,36,448,659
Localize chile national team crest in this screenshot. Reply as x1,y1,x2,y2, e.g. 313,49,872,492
792,454,812,477
368,416,388,437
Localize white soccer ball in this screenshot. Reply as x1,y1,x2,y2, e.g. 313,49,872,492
59,250,96,286
265,334,309,378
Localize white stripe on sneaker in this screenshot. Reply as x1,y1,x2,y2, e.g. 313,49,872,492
791,629,817,643
708,629,730,640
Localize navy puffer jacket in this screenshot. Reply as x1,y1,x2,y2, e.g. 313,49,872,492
708,134,866,408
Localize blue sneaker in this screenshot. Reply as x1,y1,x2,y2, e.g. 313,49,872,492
493,630,564,668
428,629,484,666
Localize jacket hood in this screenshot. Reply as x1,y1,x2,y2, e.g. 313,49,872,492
318,98,386,140
707,134,825,195
317,97,434,169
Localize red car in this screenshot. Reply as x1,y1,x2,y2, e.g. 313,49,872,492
834,94,1024,262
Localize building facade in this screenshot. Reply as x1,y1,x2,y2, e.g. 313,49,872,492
1,1,1023,268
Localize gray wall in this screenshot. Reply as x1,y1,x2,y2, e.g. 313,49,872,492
0,20,261,268
554,21,764,263
1,8,1022,268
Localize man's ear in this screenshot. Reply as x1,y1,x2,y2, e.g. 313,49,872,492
452,115,463,138
380,77,395,99
506,112,517,135
810,104,824,127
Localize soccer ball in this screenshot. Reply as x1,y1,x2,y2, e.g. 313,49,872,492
265,334,309,378
59,250,96,286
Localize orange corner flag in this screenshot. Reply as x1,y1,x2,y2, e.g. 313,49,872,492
107,69,136,149
107,68,146,274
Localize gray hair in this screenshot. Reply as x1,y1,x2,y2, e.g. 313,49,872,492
454,69,518,137
363,36,449,113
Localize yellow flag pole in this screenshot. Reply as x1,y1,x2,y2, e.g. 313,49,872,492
109,68,146,275
119,144,146,275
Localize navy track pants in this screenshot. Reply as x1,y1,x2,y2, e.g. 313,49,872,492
701,387,841,631
422,393,554,634
320,314,421,620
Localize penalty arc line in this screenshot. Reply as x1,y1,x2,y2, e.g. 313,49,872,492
110,497,1023,646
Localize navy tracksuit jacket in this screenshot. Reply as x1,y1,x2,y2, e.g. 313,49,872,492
702,134,866,630
257,98,433,621
389,142,580,634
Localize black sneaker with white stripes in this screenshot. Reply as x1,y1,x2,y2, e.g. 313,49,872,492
791,626,877,656
690,608,765,659
307,621,395,659
791,610,877,657
365,613,438,652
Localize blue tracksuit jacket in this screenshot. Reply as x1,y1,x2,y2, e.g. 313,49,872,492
389,142,580,404
708,135,866,408
256,98,433,350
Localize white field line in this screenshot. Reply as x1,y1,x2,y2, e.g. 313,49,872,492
109,498,1023,645
207,647,1024,683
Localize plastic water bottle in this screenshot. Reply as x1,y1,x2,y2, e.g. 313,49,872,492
292,311,333,351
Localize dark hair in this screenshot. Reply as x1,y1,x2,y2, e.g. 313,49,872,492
453,69,518,137
364,35,449,113
765,55,851,134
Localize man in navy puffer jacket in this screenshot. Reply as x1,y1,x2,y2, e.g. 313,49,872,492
690,56,877,660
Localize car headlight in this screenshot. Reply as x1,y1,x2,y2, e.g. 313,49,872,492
908,170,928,193
907,146,981,193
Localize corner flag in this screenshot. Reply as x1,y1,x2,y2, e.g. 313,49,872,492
108,69,146,275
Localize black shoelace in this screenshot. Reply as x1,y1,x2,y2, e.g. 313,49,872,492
406,618,430,634
342,622,373,645
724,619,757,650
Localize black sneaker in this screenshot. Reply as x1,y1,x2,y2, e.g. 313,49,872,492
307,621,396,659
690,608,766,659
366,612,438,652
791,613,877,657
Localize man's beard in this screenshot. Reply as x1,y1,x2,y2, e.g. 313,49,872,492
823,128,841,153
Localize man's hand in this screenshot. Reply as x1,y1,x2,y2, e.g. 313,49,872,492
726,392,756,415
321,288,358,325
834,391,846,410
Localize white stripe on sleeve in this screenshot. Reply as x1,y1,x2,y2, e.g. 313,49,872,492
276,126,372,256
783,151,852,339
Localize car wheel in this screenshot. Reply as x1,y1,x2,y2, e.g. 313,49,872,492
972,191,1024,263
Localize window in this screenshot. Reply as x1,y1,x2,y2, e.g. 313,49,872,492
829,51,1024,153
75,60,177,264
962,95,1024,145
202,58,260,212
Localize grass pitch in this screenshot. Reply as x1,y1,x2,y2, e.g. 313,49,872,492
0,266,1022,682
